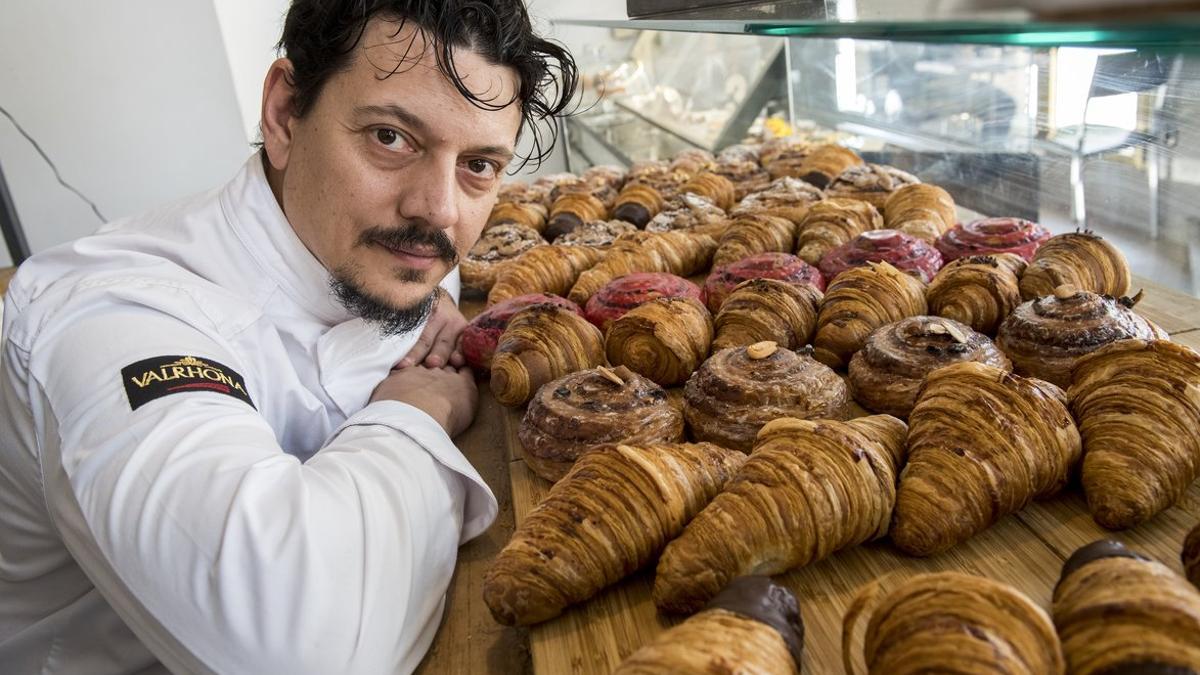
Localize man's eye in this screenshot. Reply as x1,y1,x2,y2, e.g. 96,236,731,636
375,128,403,148
466,158,496,177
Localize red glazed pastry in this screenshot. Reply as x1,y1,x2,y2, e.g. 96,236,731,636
704,252,825,313
936,217,1052,262
462,293,582,372
818,229,944,284
583,273,703,333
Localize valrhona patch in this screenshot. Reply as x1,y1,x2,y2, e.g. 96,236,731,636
122,355,255,411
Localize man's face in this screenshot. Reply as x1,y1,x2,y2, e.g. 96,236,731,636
269,18,521,317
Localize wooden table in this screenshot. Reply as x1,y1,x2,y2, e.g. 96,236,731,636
418,277,1200,675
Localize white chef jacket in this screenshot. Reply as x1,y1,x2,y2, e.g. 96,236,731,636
0,153,498,675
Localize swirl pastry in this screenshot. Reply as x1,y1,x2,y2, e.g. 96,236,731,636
683,342,851,453
670,148,717,176
716,143,763,165
1020,230,1131,300
1186,523,1200,588
518,366,684,482
812,261,928,369
461,222,544,291
892,361,1081,556
583,272,702,332
795,198,883,265
936,217,1052,262
926,253,1026,335
487,200,549,233
482,441,745,625
843,572,1064,675
704,252,825,313
996,286,1166,389
713,159,772,201
655,415,907,614
545,191,610,241
461,293,582,372
489,305,606,407
883,183,957,243
606,297,713,387
818,229,944,284
487,244,605,306
1070,339,1200,530
678,172,737,212
712,278,823,351
712,213,798,269
611,182,667,227
645,193,730,238
553,219,637,249
731,176,824,226
824,163,920,212
567,230,718,305
793,143,864,189
1054,540,1200,674
849,316,1012,418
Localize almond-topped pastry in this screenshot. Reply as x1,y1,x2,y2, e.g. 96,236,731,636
461,222,545,291
518,366,685,482
645,193,731,238
731,176,824,226
554,219,637,249
825,163,920,211
818,229,944,284
936,217,1051,262
713,158,772,201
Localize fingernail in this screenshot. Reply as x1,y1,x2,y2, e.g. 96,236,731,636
398,358,413,367
427,355,443,367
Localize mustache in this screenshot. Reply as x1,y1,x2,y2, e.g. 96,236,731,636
359,223,459,265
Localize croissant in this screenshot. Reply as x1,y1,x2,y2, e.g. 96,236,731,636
679,172,737,211
712,213,797,269
926,253,1026,335
582,164,627,191
1020,230,1131,300
848,316,1012,418
936,217,1051,262
712,278,823,351
489,305,605,407
482,441,745,625
717,143,763,165
812,261,928,370
818,229,944,284
616,576,803,675
545,191,610,241
461,293,582,372
795,198,883,265
825,163,920,212
892,361,1081,556
670,148,717,176
567,230,718,305
553,219,637,249
883,183,957,242
1054,540,1200,674
655,415,907,614
730,176,824,226
497,180,550,207
606,297,713,387
460,222,544,291
704,252,825,314
611,182,667,227
843,572,1065,675
793,143,864,189
1186,523,1200,588
584,272,702,333
712,159,772,201
645,193,731,238
759,136,813,169
487,200,549,232
684,342,851,453
1069,339,1200,529
487,244,605,306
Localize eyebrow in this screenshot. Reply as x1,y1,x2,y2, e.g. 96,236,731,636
354,103,515,162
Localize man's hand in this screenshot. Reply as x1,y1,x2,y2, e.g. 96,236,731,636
371,364,478,437
398,288,467,369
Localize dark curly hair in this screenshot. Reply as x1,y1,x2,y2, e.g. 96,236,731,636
278,0,577,170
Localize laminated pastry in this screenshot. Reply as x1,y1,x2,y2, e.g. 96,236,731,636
487,244,605,306
583,272,702,333
645,192,731,238
605,297,713,388
611,182,667,228
882,183,957,243
848,316,1012,418
812,261,928,370
518,365,684,482
616,576,803,675
892,361,1081,556
712,278,823,351
683,342,851,453
462,293,582,372
704,252,826,313
482,441,745,626
461,222,544,291
843,571,1064,675
712,213,798,269
818,229,944,284
792,143,864,189
1187,523,1200,588
487,200,549,233
655,415,907,614
549,178,618,208
545,191,610,241
936,217,1052,262
824,163,920,212
731,176,824,226
1069,339,1200,530
1053,540,1200,674
497,181,550,207
712,158,772,201
567,230,718,305
678,172,737,212
582,164,627,191
926,253,1026,336
489,305,606,407
759,136,813,169
795,198,884,265
669,148,717,176
553,219,637,249
1020,230,1131,300
716,143,763,165
996,286,1167,389
532,172,582,200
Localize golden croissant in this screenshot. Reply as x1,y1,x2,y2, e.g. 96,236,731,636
795,198,883,265
812,261,928,369
611,182,667,227
488,200,549,232
1186,523,1200,588
1069,339,1200,529
487,244,605,306
926,253,1026,335
655,415,907,614
794,143,863,189
883,183,957,243
712,278,823,351
1054,540,1200,674
679,172,737,211
482,442,745,626
546,191,609,241
1019,230,1131,300
712,213,797,269
892,361,1081,556
606,297,713,387
490,305,605,407
568,231,718,305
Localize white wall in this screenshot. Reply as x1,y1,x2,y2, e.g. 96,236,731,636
213,0,290,143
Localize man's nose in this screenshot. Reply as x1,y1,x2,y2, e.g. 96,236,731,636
398,155,459,231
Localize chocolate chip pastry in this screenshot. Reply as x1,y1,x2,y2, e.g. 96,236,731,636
883,183,957,243
461,293,581,372
731,176,824,226
704,252,825,313
926,253,1026,335
606,297,713,388
461,222,545,291
825,163,920,212
486,244,605,306
812,261,928,369
567,230,718,305
712,277,823,351
489,304,605,407
795,197,883,265
1020,230,1131,300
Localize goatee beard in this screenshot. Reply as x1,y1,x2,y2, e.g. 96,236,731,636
330,267,439,337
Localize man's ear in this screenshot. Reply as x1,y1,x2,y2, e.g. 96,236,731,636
261,58,298,171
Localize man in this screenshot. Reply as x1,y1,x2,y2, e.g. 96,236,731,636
0,2,575,673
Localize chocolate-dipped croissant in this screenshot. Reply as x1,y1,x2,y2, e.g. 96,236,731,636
482,441,745,625
892,361,1081,556
616,576,803,675
611,182,667,227
1070,339,1200,530
926,253,1026,336
583,272,702,333
606,297,713,387
1054,540,1200,674
546,190,610,241
655,415,906,614
461,222,544,291
730,176,824,226
812,261,928,369
793,143,863,189
712,213,798,268
567,230,718,305
848,316,1011,418
712,278,823,351
825,163,920,212
487,244,605,306
704,252,825,314
1020,230,1131,300
679,172,737,211
1186,523,1200,588
489,305,606,407
936,217,1051,262
684,342,851,453
487,200,549,233
795,198,883,265
883,183,957,243
553,218,637,249
519,366,684,482
461,294,582,372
